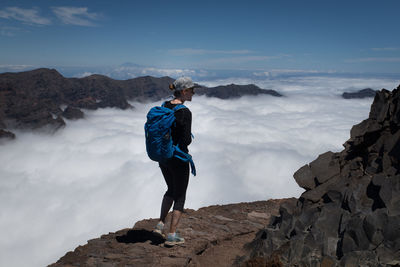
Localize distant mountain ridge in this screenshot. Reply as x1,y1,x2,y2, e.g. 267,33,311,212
196,84,281,99
342,88,377,99
0,68,280,139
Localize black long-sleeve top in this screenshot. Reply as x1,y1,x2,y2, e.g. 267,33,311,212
163,101,192,153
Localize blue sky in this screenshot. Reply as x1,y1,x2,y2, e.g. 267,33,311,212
1,0,400,77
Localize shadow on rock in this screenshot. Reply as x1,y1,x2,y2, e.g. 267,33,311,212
116,229,165,245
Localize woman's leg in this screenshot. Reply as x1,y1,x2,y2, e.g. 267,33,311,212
168,159,190,234
169,210,182,234
159,163,174,223
160,195,173,223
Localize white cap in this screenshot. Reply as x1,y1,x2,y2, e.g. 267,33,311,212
170,77,196,91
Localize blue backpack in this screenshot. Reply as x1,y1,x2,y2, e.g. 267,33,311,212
144,102,196,176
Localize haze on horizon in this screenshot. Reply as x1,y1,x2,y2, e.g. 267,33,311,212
1,0,400,79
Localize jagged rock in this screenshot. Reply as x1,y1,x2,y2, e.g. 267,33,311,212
62,106,84,120
310,151,340,184
49,199,296,267
241,86,400,266
0,129,15,139
293,164,315,190
363,209,386,246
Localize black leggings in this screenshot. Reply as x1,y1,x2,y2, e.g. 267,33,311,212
159,157,189,212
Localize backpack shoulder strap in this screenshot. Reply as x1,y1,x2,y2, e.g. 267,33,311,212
172,104,187,112
174,146,196,176
161,101,186,111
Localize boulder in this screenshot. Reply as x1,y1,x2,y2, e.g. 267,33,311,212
293,164,315,190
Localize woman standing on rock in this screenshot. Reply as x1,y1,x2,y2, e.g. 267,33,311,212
153,77,196,247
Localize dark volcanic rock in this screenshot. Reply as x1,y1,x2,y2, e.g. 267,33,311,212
62,106,84,120
196,84,282,99
342,88,377,99
0,129,15,139
241,85,400,266
121,75,174,102
0,68,132,133
0,68,283,138
49,199,295,267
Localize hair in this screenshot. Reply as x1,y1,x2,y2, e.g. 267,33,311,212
169,83,183,98
173,90,183,98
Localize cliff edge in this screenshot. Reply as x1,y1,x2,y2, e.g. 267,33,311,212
49,199,295,266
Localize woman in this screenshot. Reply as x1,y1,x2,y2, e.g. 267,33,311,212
154,77,196,247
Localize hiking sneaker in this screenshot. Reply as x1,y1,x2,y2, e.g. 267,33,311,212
164,232,185,247
153,222,165,238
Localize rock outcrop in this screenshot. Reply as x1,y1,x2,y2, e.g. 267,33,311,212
0,68,133,136
241,86,400,266
0,68,280,138
50,199,295,267
0,129,15,140
342,88,377,99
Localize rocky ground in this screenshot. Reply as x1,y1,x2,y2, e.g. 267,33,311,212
49,199,295,267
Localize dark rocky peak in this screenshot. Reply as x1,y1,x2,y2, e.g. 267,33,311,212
25,67,63,77
0,68,67,92
121,76,174,101
2,67,63,78
0,68,131,137
241,85,400,266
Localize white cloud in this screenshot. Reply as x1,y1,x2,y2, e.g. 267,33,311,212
140,67,196,77
253,69,337,77
0,76,399,267
0,64,34,71
52,7,100,26
108,65,206,79
0,7,51,25
0,26,21,36
74,71,94,78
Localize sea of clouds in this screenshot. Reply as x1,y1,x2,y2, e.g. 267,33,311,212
0,75,399,267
